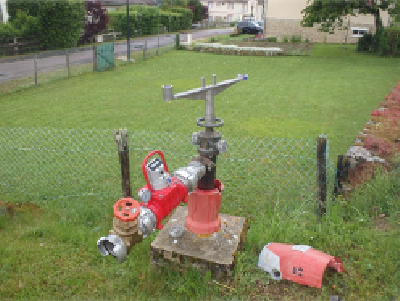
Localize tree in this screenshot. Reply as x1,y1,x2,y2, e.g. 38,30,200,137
388,0,400,24
301,0,396,33
78,0,109,45
161,0,189,9
186,0,202,22
202,4,208,21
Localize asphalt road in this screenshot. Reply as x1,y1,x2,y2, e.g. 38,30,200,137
0,28,234,83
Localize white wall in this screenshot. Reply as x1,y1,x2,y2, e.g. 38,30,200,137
266,0,389,26
0,0,9,23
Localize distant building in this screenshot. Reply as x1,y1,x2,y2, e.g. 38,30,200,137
201,0,264,23
201,0,391,43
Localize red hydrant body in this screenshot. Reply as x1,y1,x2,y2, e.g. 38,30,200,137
185,180,224,235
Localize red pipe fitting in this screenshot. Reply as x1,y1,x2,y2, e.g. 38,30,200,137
141,177,187,230
185,179,224,235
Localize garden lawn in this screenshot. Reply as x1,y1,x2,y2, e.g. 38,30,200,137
0,44,399,301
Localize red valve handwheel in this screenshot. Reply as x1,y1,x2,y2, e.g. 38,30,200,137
113,198,141,222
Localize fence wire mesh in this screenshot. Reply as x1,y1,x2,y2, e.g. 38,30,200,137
0,127,336,220
0,36,176,94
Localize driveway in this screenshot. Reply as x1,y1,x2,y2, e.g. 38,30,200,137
0,28,234,83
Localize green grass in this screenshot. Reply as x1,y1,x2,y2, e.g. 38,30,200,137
0,44,399,301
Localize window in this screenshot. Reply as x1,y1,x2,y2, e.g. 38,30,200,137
242,4,247,13
227,15,232,22
217,2,221,6
351,27,368,38
209,16,213,21
222,2,225,5
208,1,213,8
229,2,234,9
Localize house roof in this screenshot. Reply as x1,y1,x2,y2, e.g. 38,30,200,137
101,0,158,6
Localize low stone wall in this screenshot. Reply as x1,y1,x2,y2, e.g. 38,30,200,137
336,82,400,195
265,18,375,43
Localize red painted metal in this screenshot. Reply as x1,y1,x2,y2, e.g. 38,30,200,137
138,150,188,230
266,243,343,288
185,180,224,235
140,177,187,230
113,198,141,222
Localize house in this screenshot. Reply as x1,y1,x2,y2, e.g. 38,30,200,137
201,0,391,43
203,0,264,23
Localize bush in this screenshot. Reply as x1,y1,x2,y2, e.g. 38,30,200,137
6,0,85,50
371,28,384,53
357,33,373,52
9,10,41,39
230,22,235,27
305,38,310,43
267,37,277,42
290,35,302,43
283,36,289,43
167,7,193,30
0,22,20,42
379,27,400,57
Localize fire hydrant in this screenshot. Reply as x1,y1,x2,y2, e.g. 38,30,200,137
97,74,248,264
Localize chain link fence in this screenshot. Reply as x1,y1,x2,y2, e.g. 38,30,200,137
0,35,176,94
0,127,336,220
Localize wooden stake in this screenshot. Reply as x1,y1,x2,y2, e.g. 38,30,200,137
114,129,131,198
317,136,327,217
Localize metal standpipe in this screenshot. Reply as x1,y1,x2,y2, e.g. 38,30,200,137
161,74,248,189
162,74,248,235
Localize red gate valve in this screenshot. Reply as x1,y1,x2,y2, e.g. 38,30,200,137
113,198,141,222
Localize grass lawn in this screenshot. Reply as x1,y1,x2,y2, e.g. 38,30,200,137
0,44,399,301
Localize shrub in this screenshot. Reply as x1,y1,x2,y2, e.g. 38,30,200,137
357,33,373,52
9,10,41,39
6,0,85,50
283,36,289,43
290,35,301,43
230,22,235,27
267,37,277,42
371,28,384,53
379,27,400,57
305,38,310,43
0,21,20,42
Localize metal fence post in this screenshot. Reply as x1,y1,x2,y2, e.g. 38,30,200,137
13,37,18,56
93,45,97,72
114,129,131,198
34,55,38,85
317,136,327,217
157,36,159,56
143,39,147,60
66,50,70,77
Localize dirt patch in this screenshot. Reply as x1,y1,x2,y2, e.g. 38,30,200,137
0,201,43,217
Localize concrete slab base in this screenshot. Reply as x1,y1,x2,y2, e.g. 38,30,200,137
150,205,248,281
